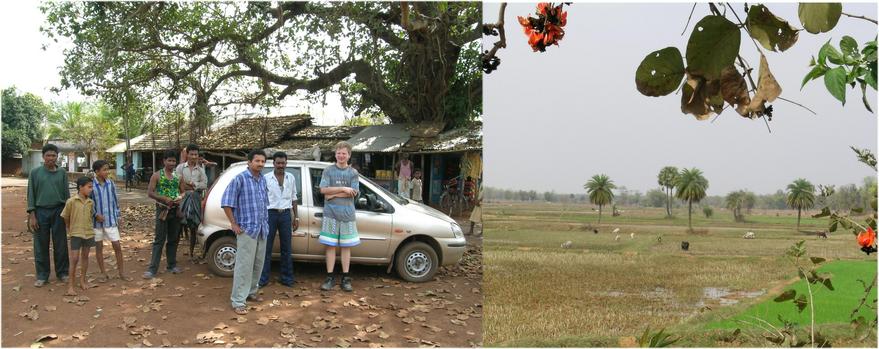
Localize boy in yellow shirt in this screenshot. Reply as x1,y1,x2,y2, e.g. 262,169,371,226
61,177,96,295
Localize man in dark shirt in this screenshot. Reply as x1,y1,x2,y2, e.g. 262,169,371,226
27,143,71,287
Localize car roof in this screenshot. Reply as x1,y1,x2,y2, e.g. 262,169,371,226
226,160,333,169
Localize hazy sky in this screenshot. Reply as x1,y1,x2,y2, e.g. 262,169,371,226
484,2,878,195
0,1,348,126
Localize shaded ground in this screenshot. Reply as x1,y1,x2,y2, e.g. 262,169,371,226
2,184,482,348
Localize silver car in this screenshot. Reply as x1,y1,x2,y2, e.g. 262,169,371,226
197,160,467,282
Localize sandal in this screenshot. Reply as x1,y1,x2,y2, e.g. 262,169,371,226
233,306,248,315
246,295,264,302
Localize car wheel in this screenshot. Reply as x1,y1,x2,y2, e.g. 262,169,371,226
395,241,439,283
207,235,236,278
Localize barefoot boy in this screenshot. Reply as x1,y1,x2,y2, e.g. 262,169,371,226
61,177,97,295
90,160,131,281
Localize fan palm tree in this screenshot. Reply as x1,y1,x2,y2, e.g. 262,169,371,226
725,190,746,222
585,174,616,224
658,166,679,217
675,168,709,231
787,178,816,231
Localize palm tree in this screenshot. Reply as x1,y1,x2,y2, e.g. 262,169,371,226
725,190,747,222
585,174,616,224
658,166,679,217
787,178,816,231
675,168,709,231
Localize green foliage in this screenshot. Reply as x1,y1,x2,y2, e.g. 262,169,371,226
40,2,482,127
638,327,679,347
685,15,741,80
802,36,877,111
657,166,679,217
1,87,47,158
635,47,685,97
787,178,816,230
46,101,120,163
585,174,616,223
725,190,755,222
702,206,714,218
798,3,842,34
745,4,799,52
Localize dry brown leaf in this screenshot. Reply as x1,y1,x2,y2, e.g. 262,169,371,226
335,338,351,348
257,317,270,325
196,331,224,344
378,331,390,339
309,335,323,343
368,344,383,348
300,301,312,308
236,316,247,324
680,71,723,120
401,317,415,324
161,338,171,348
142,339,153,347
214,322,228,330
450,319,467,326
365,324,382,333
719,66,750,109
72,331,89,340
746,54,782,113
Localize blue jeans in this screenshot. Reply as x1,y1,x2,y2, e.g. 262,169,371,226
259,210,294,286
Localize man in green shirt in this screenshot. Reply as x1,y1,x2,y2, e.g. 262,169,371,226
27,144,71,287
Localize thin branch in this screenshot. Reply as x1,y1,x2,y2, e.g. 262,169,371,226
850,273,878,319
725,3,765,56
681,3,698,36
842,12,878,24
777,97,818,115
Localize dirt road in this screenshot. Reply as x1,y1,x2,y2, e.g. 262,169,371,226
1,185,482,347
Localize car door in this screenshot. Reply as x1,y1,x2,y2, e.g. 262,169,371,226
306,167,392,261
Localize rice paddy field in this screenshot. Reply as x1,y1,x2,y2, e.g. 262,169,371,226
483,202,878,347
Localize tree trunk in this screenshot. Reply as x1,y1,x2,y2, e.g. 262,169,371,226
666,188,672,217
797,209,802,232
598,204,603,224
688,200,693,231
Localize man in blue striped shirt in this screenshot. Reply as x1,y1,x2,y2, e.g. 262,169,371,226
221,149,270,315
90,160,131,281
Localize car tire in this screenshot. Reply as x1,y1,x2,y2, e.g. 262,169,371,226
207,235,236,278
395,241,439,283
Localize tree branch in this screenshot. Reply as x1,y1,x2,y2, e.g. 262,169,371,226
842,12,878,24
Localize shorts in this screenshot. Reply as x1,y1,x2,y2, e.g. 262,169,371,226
93,226,121,242
318,217,360,247
70,236,96,250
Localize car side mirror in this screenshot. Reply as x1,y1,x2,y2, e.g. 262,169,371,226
357,197,368,209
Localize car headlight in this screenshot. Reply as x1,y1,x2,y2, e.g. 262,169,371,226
451,223,464,239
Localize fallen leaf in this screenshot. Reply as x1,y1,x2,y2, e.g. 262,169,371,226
450,319,466,326
44,305,56,312
335,338,351,348
309,335,323,343
161,339,171,347
401,317,415,324
142,339,152,347
378,331,390,339
344,299,359,307
366,324,382,333
300,301,312,308
456,314,470,321
368,344,383,348
257,317,270,325
72,331,89,340
236,316,247,324
196,331,224,344
124,317,138,327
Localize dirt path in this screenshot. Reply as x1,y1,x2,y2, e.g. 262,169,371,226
2,186,483,348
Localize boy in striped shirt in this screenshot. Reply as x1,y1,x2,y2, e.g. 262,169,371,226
91,160,131,281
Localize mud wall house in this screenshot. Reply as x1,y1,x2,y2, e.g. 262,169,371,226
197,114,312,168
106,134,147,178
401,122,483,204
345,124,413,192
267,125,365,161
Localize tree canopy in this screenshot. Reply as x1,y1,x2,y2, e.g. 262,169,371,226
1,87,47,158
41,2,482,138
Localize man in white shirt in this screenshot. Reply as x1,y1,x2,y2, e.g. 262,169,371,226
259,151,299,287
176,144,208,194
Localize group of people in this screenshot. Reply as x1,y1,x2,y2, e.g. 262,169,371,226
27,144,129,295
395,155,424,202
220,142,361,315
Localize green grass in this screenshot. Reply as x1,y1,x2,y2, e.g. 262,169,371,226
483,202,877,347
704,260,878,329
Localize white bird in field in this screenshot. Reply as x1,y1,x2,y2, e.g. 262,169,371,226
614,235,621,242
612,228,620,234
630,232,635,239
561,241,573,248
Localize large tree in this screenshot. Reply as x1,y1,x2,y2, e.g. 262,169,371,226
1,87,47,158
585,174,615,224
787,178,817,231
657,166,679,217
47,102,120,167
41,2,482,139
675,168,709,231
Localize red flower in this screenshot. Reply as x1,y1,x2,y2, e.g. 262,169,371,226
536,2,551,15
558,9,567,26
858,227,876,248
528,31,545,51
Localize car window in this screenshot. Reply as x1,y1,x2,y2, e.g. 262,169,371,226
310,167,392,213
262,167,303,205
310,168,325,207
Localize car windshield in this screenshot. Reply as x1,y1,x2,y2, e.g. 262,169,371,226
359,175,409,205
